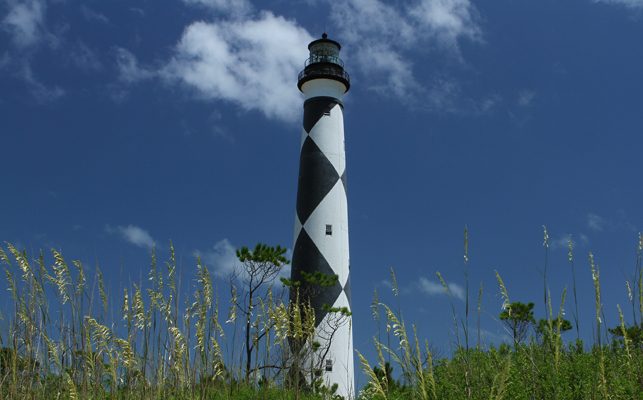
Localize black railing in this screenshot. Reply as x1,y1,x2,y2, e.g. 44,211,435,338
298,66,350,85
304,54,344,68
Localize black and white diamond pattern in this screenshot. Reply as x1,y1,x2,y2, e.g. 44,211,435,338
291,230,343,326
292,96,351,328
296,137,339,225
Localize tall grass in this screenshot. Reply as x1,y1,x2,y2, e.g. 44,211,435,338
358,234,643,400
1,231,642,400
0,243,323,400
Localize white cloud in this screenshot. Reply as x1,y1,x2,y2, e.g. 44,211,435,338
379,279,392,289
330,0,415,45
194,238,239,277
182,0,252,16
355,44,418,99
21,62,64,102
474,93,501,114
80,5,109,24
70,42,102,71
409,0,481,50
195,239,292,280
330,0,480,99
551,233,590,250
585,211,637,233
109,224,156,249
2,0,46,48
115,47,153,83
587,213,605,232
595,0,643,8
551,233,573,250
162,12,312,122
112,0,480,121
418,277,465,301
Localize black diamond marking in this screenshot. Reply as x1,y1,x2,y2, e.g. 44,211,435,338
343,274,351,306
340,170,347,196
304,97,338,133
290,229,343,327
296,137,340,224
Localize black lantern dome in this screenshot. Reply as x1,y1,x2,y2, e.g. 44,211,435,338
297,33,350,92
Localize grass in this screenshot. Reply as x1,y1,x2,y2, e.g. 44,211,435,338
1,231,642,399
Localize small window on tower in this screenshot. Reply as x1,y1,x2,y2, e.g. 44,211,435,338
325,224,332,236
323,110,331,116
325,359,333,372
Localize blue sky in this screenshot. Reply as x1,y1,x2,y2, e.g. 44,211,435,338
1,0,643,366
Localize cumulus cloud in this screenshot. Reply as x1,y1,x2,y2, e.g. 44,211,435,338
162,12,312,122
418,277,465,301
194,239,239,277
594,0,643,8
409,0,481,49
1,0,46,48
355,44,418,99
195,239,292,280
110,0,481,121
330,0,480,100
108,225,156,249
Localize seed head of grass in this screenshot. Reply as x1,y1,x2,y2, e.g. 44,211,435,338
0,245,10,265
390,267,399,297
357,350,387,399
495,270,511,313
227,284,237,324
371,288,380,321
567,237,574,263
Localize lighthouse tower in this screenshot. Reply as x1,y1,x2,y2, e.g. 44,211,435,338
291,34,354,398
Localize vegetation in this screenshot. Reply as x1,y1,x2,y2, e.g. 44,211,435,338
1,230,642,399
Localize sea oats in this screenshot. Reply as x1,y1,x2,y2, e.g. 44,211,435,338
371,288,380,321
51,249,71,304
7,243,32,281
617,304,632,363
390,267,399,297
0,245,10,265
97,267,108,314
122,288,129,317
72,259,85,296
357,350,387,399
64,371,78,400
495,270,510,313
133,285,146,330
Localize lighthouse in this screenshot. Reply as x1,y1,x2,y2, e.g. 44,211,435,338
290,33,354,398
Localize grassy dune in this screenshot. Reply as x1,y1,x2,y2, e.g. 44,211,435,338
0,232,641,400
